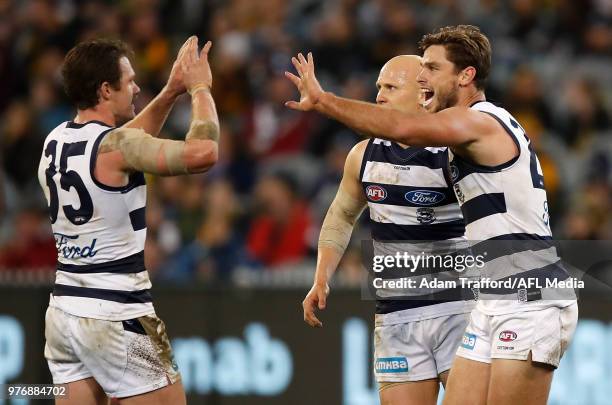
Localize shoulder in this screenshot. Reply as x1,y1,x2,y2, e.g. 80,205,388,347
347,139,369,162
345,139,369,168
438,106,504,135
98,127,150,154
43,121,70,142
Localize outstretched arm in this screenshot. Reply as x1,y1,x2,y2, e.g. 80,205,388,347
123,37,193,136
302,140,368,327
97,37,220,177
285,53,483,147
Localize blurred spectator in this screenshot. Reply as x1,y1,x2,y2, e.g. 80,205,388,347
561,180,612,240
175,176,206,243
159,179,247,283
161,211,247,284
0,209,56,271
558,78,610,148
144,236,165,280
1,101,44,193
244,74,315,157
505,66,554,134
310,132,359,223
247,173,312,267
30,77,72,134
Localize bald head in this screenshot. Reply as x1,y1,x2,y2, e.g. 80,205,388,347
376,55,423,114
381,55,422,79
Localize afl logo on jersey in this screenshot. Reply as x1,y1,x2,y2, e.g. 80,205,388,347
366,185,387,202
405,190,445,206
499,331,517,342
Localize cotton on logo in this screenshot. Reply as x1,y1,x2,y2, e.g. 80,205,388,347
366,185,387,202
499,331,517,342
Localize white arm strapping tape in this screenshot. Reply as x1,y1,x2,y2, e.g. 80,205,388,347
318,185,366,254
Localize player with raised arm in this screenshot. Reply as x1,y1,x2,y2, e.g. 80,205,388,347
302,55,473,405
288,25,577,405
38,36,218,405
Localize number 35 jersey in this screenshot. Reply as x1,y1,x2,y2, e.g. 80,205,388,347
37,120,153,321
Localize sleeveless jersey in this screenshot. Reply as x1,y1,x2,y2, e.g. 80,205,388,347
37,120,153,321
361,139,474,323
449,101,574,315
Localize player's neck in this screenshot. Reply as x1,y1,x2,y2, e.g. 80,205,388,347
74,105,116,127
458,88,486,108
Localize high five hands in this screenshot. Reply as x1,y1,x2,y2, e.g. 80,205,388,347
284,52,325,112
166,36,213,98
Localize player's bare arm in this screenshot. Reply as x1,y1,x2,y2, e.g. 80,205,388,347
122,36,193,136
285,53,517,166
97,38,219,181
303,140,367,328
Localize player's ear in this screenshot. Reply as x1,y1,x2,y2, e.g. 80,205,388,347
459,66,476,87
99,81,113,101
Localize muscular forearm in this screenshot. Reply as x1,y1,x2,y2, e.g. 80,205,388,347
315,92,421,143
124,88,178,136
187,89,220,142
315,186,366,284
314,247,343,286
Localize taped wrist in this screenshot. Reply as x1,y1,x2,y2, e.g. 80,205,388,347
318,186,366,254
188,83,211,96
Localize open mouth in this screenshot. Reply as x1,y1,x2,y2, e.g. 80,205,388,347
421,88,434,108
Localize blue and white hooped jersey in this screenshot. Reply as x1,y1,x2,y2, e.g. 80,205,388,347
361,139,473,322
450,101,573,315
38,120,153,321
360,139,465,241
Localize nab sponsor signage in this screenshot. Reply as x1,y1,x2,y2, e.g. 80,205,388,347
174,323,292,396
374,357,409,373
1,289,612,405
461,333,477,350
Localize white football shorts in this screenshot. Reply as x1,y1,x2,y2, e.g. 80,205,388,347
44,305,181,398
374,312,469,382
456,302,578,367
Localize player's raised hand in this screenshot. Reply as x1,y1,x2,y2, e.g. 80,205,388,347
181,37,213,94
302,282,330,328
164,36,194,98
285,52,324,111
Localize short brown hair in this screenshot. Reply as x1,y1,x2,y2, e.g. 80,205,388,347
62,39,132,110
418,25,491,90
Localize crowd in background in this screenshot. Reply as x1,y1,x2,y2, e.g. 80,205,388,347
0,0,610,285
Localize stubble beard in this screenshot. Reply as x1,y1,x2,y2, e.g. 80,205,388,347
434,82,459,113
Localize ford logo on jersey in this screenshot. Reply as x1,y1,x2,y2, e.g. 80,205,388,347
375,357,409,373
54,233,99,259
405,190,445,206
366,185,387,202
